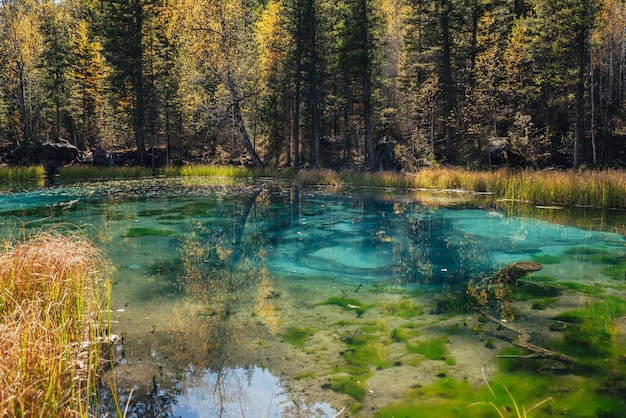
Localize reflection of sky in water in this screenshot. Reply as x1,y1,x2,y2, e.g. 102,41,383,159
173,366,336,417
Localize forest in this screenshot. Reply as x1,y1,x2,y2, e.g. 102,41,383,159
1,0,625,171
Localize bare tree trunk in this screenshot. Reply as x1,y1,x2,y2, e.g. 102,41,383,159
215,5,264,168
225,65,264,167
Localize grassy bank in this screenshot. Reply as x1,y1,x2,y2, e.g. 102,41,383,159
0,165,44,180
47,165,626,209
0,232,112,416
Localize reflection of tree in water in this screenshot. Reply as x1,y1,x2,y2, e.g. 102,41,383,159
349,197,489,286
172,188,267,364
116,188,278,417
111,187,493,416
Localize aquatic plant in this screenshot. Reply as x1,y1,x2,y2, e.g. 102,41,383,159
465,373,553,418
531,297,559,310
329,374,369,404
283,326,315,347
380,298,424,318
317,296,370,316
407,336,449,360
555,296,626,359
0,231,112,417
121,227,175,238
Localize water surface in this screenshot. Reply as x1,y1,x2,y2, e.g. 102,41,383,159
2,178,626,417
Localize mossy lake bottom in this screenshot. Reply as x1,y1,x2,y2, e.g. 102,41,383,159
1,177,626,417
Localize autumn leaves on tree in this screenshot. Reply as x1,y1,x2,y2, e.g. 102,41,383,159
0,0,625,169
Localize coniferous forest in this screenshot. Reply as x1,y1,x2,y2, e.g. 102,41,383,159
1,0,625,170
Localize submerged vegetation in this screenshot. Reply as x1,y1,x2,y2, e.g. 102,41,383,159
0,232,112,416
3,170,626,416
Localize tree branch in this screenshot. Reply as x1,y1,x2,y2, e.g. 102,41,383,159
477,309,575,365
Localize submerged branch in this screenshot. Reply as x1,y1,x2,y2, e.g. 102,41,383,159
477,309,576,365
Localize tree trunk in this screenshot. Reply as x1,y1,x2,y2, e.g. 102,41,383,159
225,65,264,167
361,0,375,171
574,1,588,168
133,0,146,165
309,0,321,168
441,0,454,160
293,3,303,167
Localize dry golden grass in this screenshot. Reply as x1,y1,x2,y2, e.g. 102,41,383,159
0,232,111,417
0,165,44,180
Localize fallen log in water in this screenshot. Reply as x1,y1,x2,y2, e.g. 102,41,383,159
477,309,576,365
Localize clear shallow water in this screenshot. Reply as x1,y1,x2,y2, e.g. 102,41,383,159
2,178,626,416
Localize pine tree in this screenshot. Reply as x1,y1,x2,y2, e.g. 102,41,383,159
39,1,74,142
101,0,147,162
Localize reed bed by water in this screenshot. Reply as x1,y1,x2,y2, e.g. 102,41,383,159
0,232,111,417
337,167,626,209
42,164,626,209
498,169,626,208
0,165,44,180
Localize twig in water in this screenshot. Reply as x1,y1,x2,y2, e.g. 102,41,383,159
333,406,346,418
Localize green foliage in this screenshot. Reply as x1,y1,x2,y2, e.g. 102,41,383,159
330,374,368,402
375,378,477,418
390,324,420,343
531,297,559,310
558,281,605,296
121,227,175,237
512,282,562,301
380,298,424,318
0,166,44,181
556,296,626,358
341,333,393,370
601,264,626,281
407,336,449,360
59,166,153,179
0,0,623,170
530,254,562,264
283,326,314,347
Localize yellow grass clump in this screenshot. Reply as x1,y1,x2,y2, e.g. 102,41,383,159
0,232,112,417
0,165,45,181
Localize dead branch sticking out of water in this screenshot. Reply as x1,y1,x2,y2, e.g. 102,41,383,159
477,309,576,365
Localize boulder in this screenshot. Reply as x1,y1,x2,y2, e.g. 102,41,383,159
33,139,80,178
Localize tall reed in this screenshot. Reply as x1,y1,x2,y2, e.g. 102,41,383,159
0,165,45,180
0,231,111,417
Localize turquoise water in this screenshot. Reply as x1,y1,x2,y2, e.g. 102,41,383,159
2,178,626,417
